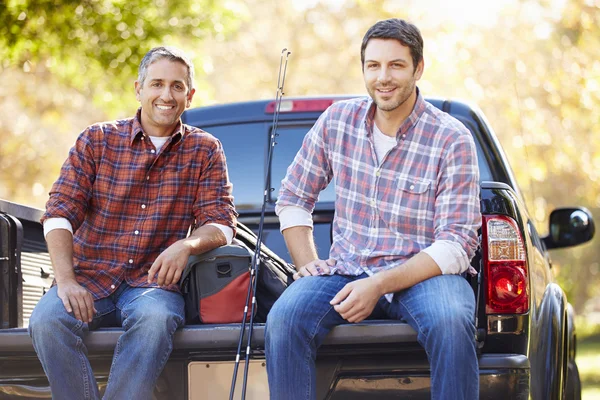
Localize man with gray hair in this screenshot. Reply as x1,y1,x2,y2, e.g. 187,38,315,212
28,46,237,399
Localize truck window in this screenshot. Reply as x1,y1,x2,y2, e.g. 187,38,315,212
204,119,492,210
202,123,267,209
270,124,336,204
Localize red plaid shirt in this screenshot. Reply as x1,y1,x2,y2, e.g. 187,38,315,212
42,109,237,300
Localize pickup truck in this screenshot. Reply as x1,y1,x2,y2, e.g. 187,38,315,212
0,96,595,399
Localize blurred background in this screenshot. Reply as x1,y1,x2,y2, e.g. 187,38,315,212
1,0,599,396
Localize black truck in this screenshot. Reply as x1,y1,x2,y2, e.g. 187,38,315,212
0,96,595,399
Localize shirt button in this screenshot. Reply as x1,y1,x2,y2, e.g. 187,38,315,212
128,259,134,264
402,134,406,139
141,204,146,209
134,230,139,235
110,284,116,289
146,176,150,180
370,199,376,206
375,169,381,177
410,185,415,190
150,149,156,154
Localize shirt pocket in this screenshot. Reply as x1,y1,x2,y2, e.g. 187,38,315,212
397,177,431,195
380,177,435,237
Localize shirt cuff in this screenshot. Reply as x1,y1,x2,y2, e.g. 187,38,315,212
43,218,74,238
207,223,234,245
421,240,471,275
276,205,313,232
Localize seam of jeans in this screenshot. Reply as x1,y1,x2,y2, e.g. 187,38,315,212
75,336,92,399
120,309,130,329
396,297,432,359
93,306,115,319
304,304,337,400
106,331,124,392
70,318,84,333
151,316,180,384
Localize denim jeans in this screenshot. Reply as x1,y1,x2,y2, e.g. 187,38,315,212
28,283,185,400
265,273,478,400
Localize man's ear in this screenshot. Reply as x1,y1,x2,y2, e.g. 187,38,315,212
134,80,141,101
186,88,196,108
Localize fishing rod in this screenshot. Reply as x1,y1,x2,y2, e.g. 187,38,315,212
229,48,291,400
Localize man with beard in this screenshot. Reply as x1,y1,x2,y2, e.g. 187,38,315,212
265,19,481,400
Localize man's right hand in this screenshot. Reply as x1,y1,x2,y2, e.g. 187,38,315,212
56,280,96,323
293,258,337,280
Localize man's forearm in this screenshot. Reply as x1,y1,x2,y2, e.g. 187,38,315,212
183,224,228,256
282,226,319,268
371,252,442,295
45,229,76,284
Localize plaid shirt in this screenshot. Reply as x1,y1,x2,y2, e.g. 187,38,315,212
42,109,237,300
278,92,480,279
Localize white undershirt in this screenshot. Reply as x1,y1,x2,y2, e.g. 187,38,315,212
276,123,471,275
148,135,169,152
43,134,234,244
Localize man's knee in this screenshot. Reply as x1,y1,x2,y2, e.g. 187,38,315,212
266,277,336,343
29,287,79,339
124,305,183,334
426,303,476,344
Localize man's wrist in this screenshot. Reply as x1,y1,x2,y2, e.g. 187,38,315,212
55,274,77,285
178,237,197,254
370,273,388,297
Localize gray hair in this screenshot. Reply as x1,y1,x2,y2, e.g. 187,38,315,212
138,46,195,93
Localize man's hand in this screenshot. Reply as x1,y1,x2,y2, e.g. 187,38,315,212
147,240,192,286
57,279,96,323
293,258,337,280
330,276,383,323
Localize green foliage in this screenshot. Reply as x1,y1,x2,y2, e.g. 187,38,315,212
0,0,244,207
0,0,242,115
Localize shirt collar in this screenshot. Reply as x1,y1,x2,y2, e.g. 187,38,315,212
363,87,426,142
130,108,185,147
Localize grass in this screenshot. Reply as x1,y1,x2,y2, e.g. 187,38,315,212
578,333,600,400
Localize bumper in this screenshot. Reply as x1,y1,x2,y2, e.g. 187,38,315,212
318,354,529,400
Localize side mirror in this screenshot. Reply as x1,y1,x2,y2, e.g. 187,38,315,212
543,207,595,250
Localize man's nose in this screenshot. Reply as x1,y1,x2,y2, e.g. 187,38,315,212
377,67,391,83
160,86,174,101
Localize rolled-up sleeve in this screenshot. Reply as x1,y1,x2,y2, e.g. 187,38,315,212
277,109,333,213
193,138,238,234
41,127,98,231
427,131,481,272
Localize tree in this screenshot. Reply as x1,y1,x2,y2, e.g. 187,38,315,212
0,0,241,113
0,0,244,206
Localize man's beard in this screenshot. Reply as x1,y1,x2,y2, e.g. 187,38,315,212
368,80,416,112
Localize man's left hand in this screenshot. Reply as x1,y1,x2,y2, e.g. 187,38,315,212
330,277,383,323
147,240,192,286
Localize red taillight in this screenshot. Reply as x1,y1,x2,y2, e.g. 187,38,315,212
265,99,337,113
483,215,529,314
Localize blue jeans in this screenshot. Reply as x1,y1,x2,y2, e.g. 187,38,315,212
265,273,478,400
28,283,185,400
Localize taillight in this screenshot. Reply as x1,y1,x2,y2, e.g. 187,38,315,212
483,215,529,314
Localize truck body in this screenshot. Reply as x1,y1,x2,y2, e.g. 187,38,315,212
0,97,594,399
